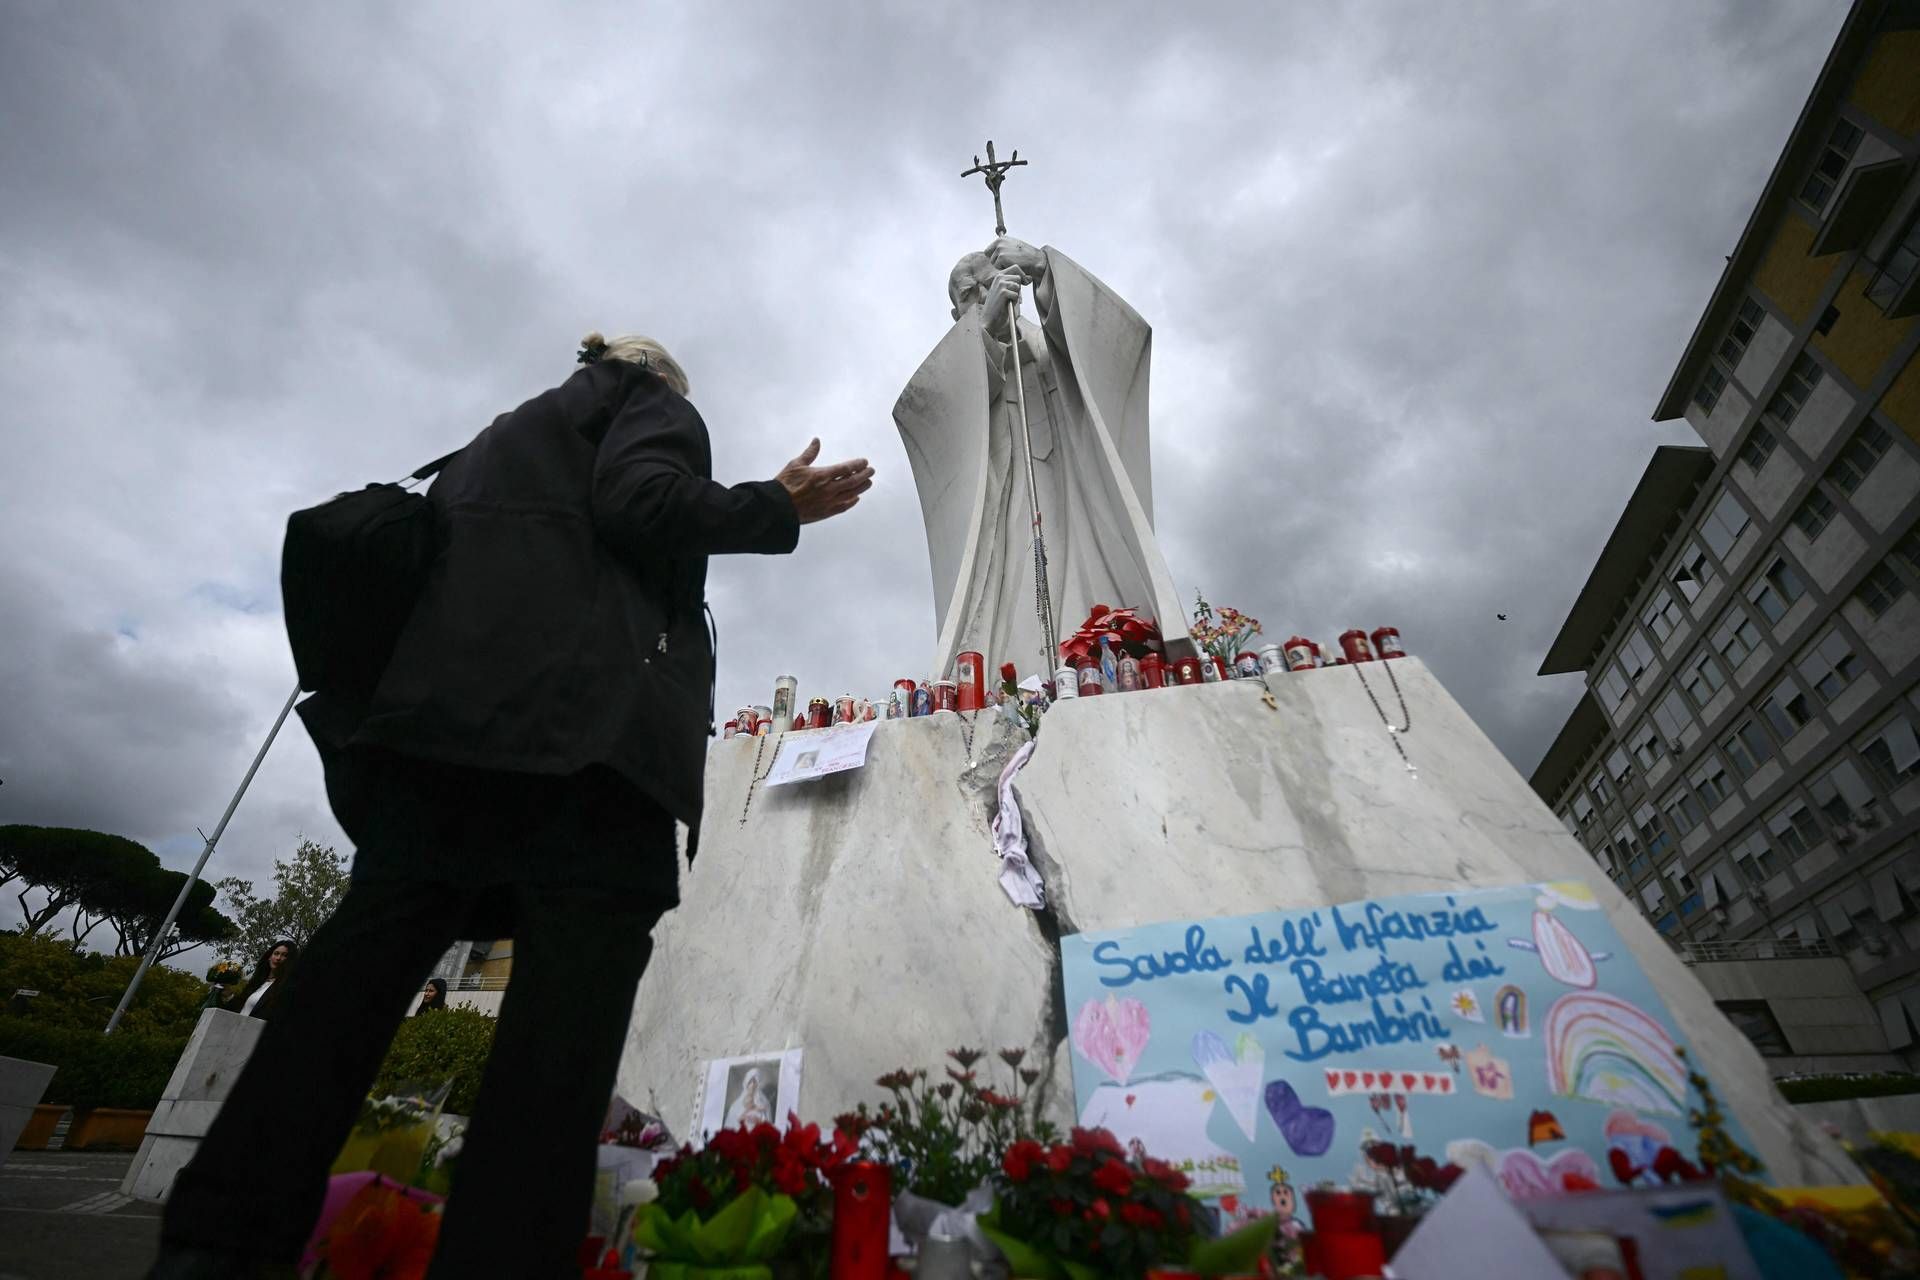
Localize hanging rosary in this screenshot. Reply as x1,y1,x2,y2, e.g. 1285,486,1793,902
1353,661,1417,780
737,731,776,825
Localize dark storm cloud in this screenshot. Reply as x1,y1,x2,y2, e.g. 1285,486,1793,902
0,0,1840,926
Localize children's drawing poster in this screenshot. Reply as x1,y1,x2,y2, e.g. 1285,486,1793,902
1060,881,1754,1231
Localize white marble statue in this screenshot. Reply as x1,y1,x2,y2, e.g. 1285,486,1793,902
893,236,1194,677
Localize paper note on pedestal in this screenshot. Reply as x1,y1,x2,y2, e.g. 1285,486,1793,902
764,722,878,786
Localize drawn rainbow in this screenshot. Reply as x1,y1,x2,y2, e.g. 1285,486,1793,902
1543,992,1688,1115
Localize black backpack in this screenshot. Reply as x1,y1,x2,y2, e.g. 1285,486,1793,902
281,450,461,702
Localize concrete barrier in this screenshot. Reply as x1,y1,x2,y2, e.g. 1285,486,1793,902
122,1008,263,1201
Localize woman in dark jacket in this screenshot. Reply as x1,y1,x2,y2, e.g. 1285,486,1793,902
414,978,449,1015
154,331,871,1280
230,940,297,1021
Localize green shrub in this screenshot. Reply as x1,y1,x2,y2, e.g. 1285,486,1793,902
371,1008,496,1116
0,932,209,1035
0,1016,188,1110
1777,1073,1920,1105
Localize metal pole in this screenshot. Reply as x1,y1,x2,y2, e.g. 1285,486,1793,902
1004,294,1059,676
104,681,301,1033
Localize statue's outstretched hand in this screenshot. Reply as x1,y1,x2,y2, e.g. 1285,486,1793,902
774,438,874,525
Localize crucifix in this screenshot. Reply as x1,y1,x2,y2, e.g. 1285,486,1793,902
959,140,1057,678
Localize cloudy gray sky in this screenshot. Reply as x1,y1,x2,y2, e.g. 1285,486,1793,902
0,1,1843,933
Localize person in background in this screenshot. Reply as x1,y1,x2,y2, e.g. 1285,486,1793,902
151,330,871,1280
229,941,297,1021
414,978,449,1015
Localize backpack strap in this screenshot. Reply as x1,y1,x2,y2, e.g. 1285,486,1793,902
409,449,463,483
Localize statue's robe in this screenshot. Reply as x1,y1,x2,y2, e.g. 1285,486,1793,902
893,246,1194,677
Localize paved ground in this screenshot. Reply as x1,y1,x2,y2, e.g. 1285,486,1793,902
0,1151,160,1280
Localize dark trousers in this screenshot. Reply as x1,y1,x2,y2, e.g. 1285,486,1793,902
161,756,673,1279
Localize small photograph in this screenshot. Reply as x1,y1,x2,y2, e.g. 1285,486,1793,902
699,1048,803,1139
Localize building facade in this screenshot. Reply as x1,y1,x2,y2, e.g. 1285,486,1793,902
1530,1,1920,1073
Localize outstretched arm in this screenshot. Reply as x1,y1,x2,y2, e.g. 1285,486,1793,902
592,375,799,560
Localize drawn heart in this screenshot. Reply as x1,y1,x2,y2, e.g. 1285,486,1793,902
1325,1070,1340,1091
1401,1074,1417,1090
1362,1071,1375,1088
1423,1075,1436,1091
1343,1071,1359,1090
1497,1148,1603,1200
1071,994,1151,1085
1265,1079,1335,1157
1192,1032,1266,1142
1125,1094,1137,1108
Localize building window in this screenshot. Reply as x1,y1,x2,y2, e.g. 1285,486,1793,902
1691,757,1734,809
1748,555,1807,624
1717,297,1764,367
1635,801,1671,858
1669,540,1717,603
1718,1000,1792,1056
1859,715,1920,793
1791,488,1838,541
1664,786,1707,837
1693,366,1728,414
1629,721,1665,770
1589,769,1613,809
1596,661,1631,713
1767,800,1824,857
1796,627,1863,704
1763,354,1824,428
1731,831,1781,884
1736,423,1778,473
1868,211,1920,311
1722,717,1776,781
1895,524,1920,578
1758,675,1812,741
1572,791,1595,827
1856,561,1908,617
1711,607,1762,669
1616,629,1657,686
1642,589,1686,643
1651,688,1692,750
1828,420,1893,496
1607,746,1634,788
1700,490,1752,559
1680,650,1726,708
1808,759,1874,826
1799,116,1864,213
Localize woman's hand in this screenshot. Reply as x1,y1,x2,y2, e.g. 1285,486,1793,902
774,439,874,524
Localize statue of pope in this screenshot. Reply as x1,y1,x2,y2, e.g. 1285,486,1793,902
893,236,1194,678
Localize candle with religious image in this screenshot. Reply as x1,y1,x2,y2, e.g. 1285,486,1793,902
828,1161,891,1280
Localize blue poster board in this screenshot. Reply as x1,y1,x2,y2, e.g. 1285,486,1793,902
1060,882,1752,1230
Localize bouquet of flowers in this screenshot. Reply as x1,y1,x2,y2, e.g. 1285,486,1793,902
1059,604,1162,666
1359,1140,1467,1214
981,1126,1274,1279
1189,594,1261,664
638,1115,855,1279
331,1084,451,1185
205,960,245,987
305,1176,443,1280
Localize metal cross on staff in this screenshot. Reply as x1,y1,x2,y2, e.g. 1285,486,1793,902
959,140,1057,677
962,140,1027,237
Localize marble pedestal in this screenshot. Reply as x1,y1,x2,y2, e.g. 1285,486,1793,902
123,1008,263,1201
618,658,1852,1183
1,1054,57,1164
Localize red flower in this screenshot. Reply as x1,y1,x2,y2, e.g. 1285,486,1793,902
1365,1141,1400,1170
1087,1198,1112,1220
1119,1202,1164,1229
1003,1140,1043,1184
1071,1127,1125,1159
1140,1156,1189,1192
1608,1147,1642,1185
323,1181,442,1280
1092,1157,1135,1196
1046,1147,1074,1175
1000,662,1018,684
1429,1164,1464,1193
1048,1197,1075,1218
977,1089,1018,1110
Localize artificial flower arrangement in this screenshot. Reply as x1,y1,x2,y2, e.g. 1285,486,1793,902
980,1126,1275,1279
635,1114,856,1279
1188,594,1262,665
1059,603,1163,667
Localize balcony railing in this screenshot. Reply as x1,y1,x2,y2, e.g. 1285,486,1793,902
448,975,510,991
1675,937,1837,964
